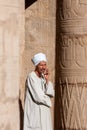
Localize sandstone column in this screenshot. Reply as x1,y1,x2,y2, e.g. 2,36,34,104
56,0,87,129
0,1,24,130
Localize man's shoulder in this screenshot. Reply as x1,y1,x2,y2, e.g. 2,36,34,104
27,71,35,78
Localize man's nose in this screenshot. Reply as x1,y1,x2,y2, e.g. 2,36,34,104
42,66,46,69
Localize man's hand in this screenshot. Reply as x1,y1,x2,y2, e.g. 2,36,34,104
44,68,49,84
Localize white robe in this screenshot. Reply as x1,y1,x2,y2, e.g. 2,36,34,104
23,71,54,130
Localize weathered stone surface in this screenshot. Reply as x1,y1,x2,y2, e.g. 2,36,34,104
0,101,19,130
24,0,56,80
0,0,24,130
55,0,87,129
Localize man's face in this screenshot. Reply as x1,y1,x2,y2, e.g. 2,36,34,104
36,61,47,74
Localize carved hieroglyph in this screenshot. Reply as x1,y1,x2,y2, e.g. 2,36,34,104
0,1,24,130
57,0,87,129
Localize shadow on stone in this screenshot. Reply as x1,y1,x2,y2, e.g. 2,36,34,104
19,99,24,130
54,0,63,130
25,0,37,9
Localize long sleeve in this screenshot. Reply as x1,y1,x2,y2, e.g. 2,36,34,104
27,75,52,107
45,81,55,97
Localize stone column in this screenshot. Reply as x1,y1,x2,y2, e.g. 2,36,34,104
0,1,24,130
56,0,87,129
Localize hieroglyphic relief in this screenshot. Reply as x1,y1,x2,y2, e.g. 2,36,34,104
59,0,87,19
57,0,87,129
59,35,87,70
58,30,87,130
58,0,87,34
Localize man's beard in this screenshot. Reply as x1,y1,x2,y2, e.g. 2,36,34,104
40,69,45,74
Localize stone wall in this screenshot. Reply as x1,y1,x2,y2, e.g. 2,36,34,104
0,0,24,130
20,0,56,128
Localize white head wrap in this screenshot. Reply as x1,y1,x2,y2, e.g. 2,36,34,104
31,53,47,66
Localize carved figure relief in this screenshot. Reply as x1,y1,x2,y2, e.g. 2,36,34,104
59,35,87,69
58,0,87,34
59,0,87,19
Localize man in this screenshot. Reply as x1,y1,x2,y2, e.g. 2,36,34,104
23,52,54,130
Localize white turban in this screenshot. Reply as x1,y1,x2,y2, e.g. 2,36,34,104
31,53,47,66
